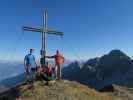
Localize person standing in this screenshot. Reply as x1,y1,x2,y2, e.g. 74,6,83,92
45,50,64,80
24,49,37,82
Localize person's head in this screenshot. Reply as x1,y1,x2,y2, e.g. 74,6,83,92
30,49,34,54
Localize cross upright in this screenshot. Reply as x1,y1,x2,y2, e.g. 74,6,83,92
22,10,64,66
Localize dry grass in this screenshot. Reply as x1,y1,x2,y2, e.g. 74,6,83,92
15,80,112,100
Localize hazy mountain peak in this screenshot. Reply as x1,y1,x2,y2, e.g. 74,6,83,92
108,49,129,58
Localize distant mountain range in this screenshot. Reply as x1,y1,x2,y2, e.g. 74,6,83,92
62,49,133,90
0,61,24,81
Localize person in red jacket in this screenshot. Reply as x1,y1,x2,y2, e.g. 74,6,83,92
45,50,64,80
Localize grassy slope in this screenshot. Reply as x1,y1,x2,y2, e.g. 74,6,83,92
12,80,111,100
0,80,112,100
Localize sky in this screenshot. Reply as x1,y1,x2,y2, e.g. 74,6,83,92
0,0,133,61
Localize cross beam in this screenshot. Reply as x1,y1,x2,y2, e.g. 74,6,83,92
22,10,64,65
23,26,64,36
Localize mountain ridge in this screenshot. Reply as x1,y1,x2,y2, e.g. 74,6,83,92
62,49,133,90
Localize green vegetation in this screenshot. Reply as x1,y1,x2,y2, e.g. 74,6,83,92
1,80,112,100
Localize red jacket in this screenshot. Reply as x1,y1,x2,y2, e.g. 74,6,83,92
48,65,52,77
55,54,64,65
